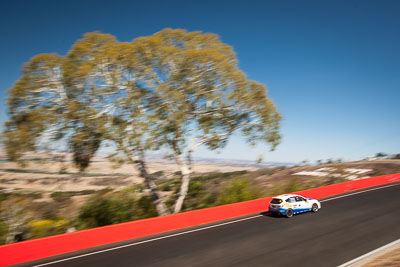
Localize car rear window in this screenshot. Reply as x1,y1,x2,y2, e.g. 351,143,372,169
271,198,283,204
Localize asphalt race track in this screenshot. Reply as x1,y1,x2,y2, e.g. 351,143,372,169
20,183,400,267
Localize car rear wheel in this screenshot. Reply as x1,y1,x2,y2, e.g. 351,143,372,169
286,209,294,218
312,203,319,212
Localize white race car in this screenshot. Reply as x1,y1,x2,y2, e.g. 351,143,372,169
268,194,321,218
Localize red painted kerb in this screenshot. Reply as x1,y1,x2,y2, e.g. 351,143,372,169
1,173,399,266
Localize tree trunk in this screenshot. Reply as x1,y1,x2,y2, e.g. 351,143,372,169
135,148,170,216
173,152,192,213
5,226,16,244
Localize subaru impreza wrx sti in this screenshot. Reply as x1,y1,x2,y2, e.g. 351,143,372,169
268,194,321,218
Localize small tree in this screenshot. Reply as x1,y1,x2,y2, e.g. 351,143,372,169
375,152,387,159
300,160,309,166
1,198,33,243
391,154,400,159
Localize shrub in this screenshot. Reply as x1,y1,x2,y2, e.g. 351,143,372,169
192,170,248,182
77,192,157,229
50,192,72,203
155,179,180,192
134,195,158,219
151,171,165,178
216,178,262,205
285,178,302,192
0,221,7,245
77,197,133,229
179,180,217,211
29,219,69,239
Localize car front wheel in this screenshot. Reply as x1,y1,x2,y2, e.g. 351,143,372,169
312,203,319,212
286,209,294,218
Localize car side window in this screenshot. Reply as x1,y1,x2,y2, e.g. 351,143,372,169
295,196,305,202
287,197,296,203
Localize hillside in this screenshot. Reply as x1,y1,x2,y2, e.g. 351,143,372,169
1,150,399,244
253,159,400,190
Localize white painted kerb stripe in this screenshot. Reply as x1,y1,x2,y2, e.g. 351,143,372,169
337,238,400,267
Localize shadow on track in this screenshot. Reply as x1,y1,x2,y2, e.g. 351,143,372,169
259,211,282,218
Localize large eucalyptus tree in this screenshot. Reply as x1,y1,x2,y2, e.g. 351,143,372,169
3,29,281,215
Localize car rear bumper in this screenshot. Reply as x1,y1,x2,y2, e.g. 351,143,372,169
269,207,287,215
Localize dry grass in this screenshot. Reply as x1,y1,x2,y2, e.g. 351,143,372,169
362,246,400,267
1,149,399,195
0,151,259,193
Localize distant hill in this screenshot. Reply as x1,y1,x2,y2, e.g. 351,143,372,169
252,159,400,190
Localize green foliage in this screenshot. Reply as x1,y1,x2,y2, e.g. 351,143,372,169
50,192,72,203
280,177,325,193
0,168,54,174
0,191,43,202
216,178,262,205
0,221,7,244
58,166,68,174
151,171,165,178
0,168,128,177
163,171,258,211
122,184,147,193
77,191,157,229
77,197,132,229
304,179,325,189
284,178,302,192
0,193,6,202
70,126,103,172
187,181,204,198
30,200,64,220
49,190,97,201
268,178,326,196
182,180,218,211
29,219,69,239
134,195,158,219
2,111,47,162
155,179,181,192
192,171,248,181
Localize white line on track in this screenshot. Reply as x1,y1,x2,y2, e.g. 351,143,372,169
33,182,400,267
320,182,400,203
33,215,262,267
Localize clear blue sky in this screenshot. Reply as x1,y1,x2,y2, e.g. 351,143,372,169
1,0,399,163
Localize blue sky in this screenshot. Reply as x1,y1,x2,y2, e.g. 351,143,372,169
1,0,399,163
